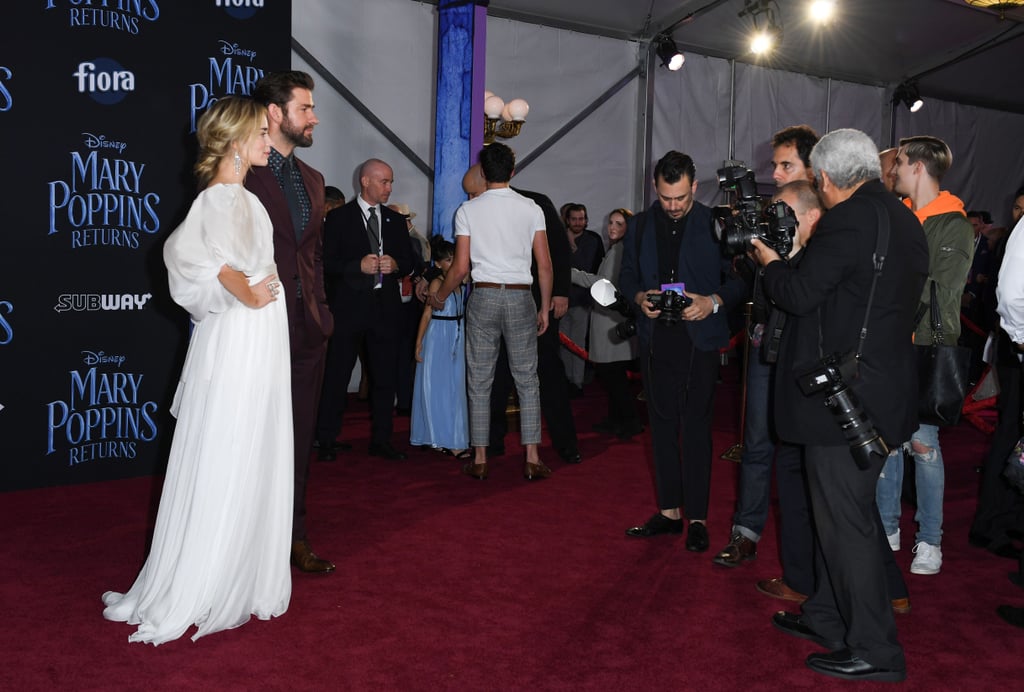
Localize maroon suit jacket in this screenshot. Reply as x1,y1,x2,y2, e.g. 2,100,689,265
245,157,334,346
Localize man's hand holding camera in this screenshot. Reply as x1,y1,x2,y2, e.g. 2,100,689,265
635,289,716,321
749,237,783,268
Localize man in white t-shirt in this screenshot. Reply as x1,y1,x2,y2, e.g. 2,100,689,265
430,143,554,481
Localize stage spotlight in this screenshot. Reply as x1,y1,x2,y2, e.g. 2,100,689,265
809,0,836,23
750,24,780,54
893,82,924,112
655,35,685,71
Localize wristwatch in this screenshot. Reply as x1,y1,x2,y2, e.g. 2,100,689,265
710,294,721,314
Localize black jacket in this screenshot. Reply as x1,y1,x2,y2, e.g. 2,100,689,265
322,199,415,335
763,179,928,447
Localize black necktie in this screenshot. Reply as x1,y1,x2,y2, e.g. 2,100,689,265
281,158,304,241
367,207,383,288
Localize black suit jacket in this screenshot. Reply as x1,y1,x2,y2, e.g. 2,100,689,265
619,201,746,352
245,157,333,345
323,199,415,335
763,179,929,447
512,187,571,308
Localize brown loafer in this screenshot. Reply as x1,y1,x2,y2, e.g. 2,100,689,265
712,532,757,567
462,461,489,480
290,539,335,574
523,460,552,481
891,597,911,614
757,577,807,603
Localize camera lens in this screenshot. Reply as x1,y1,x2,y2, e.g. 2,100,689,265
825,386,889,470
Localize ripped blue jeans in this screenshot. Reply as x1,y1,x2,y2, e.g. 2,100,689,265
876,424,944,547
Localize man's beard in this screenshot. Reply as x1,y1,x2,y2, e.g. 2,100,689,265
281,114,313,148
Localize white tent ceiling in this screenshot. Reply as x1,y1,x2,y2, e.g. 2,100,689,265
482,0,1024,115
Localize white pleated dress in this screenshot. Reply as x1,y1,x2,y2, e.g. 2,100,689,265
102,183,293,645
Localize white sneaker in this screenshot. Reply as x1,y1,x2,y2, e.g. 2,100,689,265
910,542,942,575
887,528,900,552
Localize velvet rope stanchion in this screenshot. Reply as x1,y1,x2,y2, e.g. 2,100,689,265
720,302,751,462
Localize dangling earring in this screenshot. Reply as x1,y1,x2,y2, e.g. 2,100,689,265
233,151,242,176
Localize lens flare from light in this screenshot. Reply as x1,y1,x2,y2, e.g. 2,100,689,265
809,0,836,24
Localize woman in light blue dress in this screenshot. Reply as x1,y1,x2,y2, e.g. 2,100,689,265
410,236,468,455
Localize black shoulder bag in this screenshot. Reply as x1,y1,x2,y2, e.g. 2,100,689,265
916,279,971,426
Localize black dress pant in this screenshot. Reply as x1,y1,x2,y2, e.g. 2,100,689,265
595,360,640,428
489,314,578,451
640,326,718,519
971,359,1024,543
802,444,905,671
775,442,815,595
316,324,398,448
395,299,422,411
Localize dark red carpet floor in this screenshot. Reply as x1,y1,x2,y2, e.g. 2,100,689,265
0,366,1015,691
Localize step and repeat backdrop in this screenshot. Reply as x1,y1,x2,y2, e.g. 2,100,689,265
1,1,290,491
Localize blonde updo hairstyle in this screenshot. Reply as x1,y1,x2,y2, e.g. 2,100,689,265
194,96,267,187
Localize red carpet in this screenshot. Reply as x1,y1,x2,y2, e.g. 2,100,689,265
0,364,1015,690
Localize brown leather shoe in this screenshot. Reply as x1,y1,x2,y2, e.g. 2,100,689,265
291,539,335,574
523,460,552,481
891,597,911,614
756,577,807,603
462,461,489,480
712,532,757,567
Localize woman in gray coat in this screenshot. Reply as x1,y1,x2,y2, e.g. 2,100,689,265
570,208,643,438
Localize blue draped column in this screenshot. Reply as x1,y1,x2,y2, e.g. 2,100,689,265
432,0,487,241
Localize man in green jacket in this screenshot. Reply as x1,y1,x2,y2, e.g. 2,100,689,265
876,135,974,576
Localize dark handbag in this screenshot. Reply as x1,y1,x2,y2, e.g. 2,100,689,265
916,280,971,426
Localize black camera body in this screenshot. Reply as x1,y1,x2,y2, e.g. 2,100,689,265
647,290,692,325
798,352,889,470
715,165,797,258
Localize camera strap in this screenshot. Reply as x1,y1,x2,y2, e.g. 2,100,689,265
855,196,891,358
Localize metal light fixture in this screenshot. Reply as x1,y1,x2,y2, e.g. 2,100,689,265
655,34,685,71
893,82,924,113
482,91,529,145
964,0,1024,19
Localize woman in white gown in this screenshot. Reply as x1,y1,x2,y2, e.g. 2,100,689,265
102,96,294,645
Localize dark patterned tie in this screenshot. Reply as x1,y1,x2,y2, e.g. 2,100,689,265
367,207,383,289
281,158,304,242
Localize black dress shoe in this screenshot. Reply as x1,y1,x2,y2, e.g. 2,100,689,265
313,440,352,451
317,447,336,462
626,513,683,537
998,604,1024,628
771,611,843,650
616,421,645,439
368,441,407,460
805,649,906,682
712,532,757,567
592,419,619,435
557,446,582,464
685,522,709,552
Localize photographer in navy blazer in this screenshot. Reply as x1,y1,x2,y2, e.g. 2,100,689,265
619,150,745,552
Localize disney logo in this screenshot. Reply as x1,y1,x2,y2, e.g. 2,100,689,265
218,40,257,62
81,350,127,367
82,132,128,154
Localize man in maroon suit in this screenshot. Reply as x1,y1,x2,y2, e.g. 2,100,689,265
246,71,336,574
